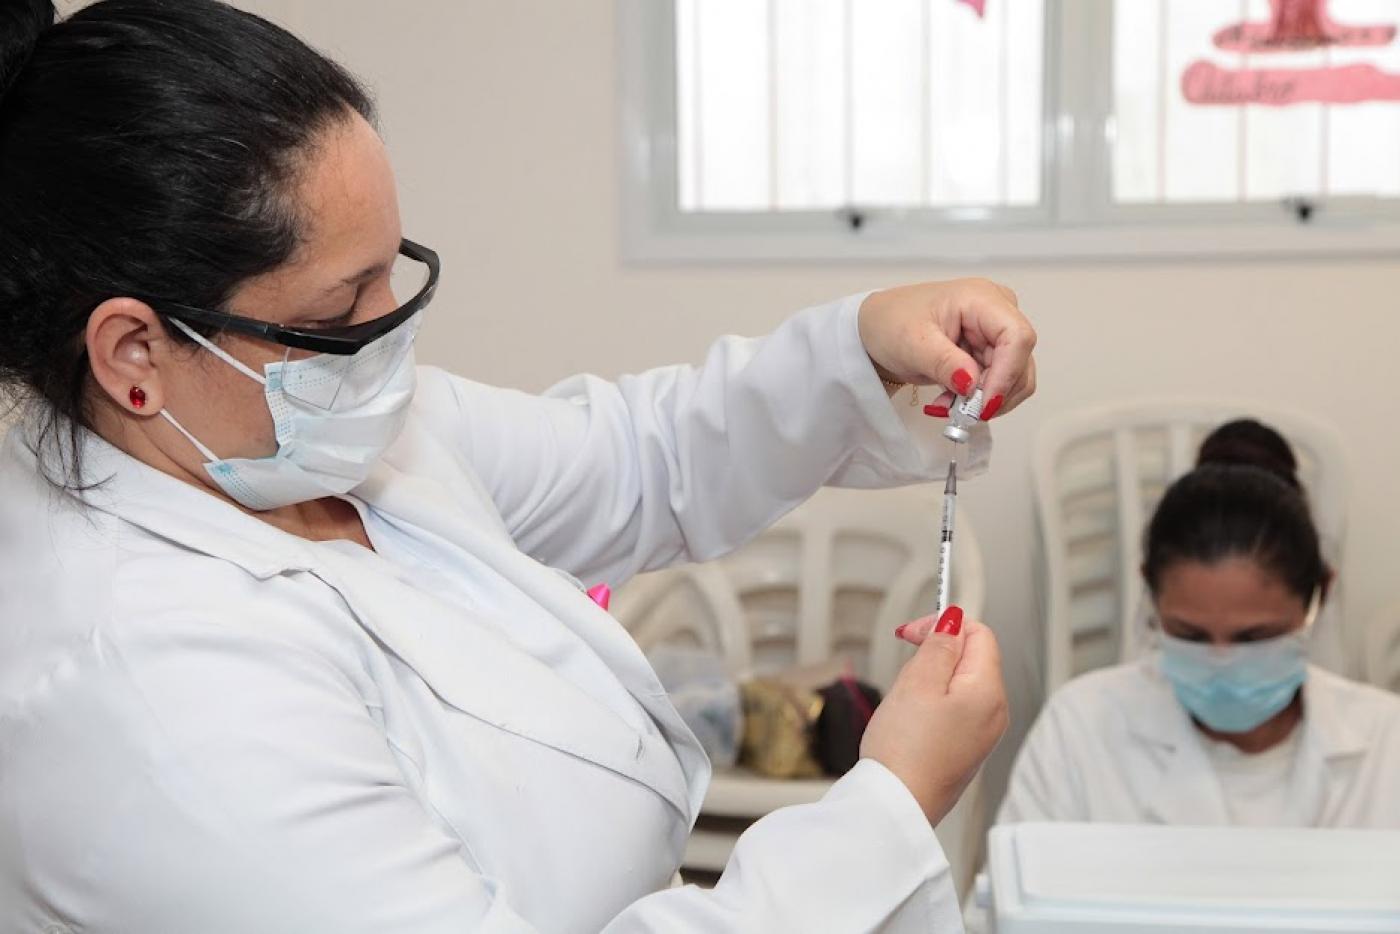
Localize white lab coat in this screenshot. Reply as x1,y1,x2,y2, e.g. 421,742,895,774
0,294,988,933
997,655,1400,829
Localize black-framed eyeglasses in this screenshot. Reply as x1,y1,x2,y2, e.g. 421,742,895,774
146,238,440,356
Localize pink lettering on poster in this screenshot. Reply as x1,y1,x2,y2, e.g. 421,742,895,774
1183,0,1400,106
1183,61,1400,106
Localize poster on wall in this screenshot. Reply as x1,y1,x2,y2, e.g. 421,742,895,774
1184,0,1400,106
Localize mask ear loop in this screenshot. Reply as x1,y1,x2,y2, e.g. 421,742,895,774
167,318,268,385
159,318,269,463
159,408,220,463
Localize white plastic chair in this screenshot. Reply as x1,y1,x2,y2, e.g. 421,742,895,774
1032,399,1350,695
1363,600,1400,696
612,483,988,895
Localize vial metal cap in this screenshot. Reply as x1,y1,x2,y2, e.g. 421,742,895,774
942,388,985,444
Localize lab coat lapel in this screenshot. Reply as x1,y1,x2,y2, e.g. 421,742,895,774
353,458,703,819
1128,665,1230,825
1288,670,1369,824
1142,729,1230,825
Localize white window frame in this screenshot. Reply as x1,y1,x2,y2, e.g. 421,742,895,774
619,0,1400,263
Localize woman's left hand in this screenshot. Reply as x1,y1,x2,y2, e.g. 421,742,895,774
858,278,1037,420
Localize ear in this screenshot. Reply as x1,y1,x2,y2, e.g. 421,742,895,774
85,298,169,416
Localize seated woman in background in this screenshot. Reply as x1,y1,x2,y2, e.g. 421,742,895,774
998,418,1400,828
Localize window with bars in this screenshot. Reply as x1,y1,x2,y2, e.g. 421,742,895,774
1114,0,1400,206
675,0,1044,214
619,0,1400,261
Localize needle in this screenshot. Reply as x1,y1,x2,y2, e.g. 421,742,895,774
936,460,957,619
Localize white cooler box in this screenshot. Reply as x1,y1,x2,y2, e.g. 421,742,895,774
981,822,1400,934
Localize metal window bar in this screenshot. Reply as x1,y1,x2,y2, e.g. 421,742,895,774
687,0,704,208
842,0,854,209
1237,0,1249,203
922,0,934,206
767,0,779,210
1156,0,1168,202
1000,0,1010,203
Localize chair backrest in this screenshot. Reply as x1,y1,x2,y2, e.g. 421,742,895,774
612,484,986,691
1364,600,1400,696
1032,399,1349,694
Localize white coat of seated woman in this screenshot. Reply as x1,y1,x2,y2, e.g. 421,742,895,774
0,1,1037,931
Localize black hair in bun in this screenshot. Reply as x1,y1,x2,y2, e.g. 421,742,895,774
1143,418,1324,602
0,1,54,102
1197,418,1301,491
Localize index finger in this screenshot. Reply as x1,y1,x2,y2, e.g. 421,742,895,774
977,316,1037,405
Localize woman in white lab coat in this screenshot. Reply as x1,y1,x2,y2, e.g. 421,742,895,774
997,419,1400,830
0,2,1038,931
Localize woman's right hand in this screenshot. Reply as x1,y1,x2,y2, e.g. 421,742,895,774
860,609,1009,826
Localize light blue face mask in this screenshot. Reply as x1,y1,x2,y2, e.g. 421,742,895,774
1158,589,1320,734
159,315,420,511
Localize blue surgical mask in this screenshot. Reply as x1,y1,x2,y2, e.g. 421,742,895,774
159,315,420,511
1158,590,1320,734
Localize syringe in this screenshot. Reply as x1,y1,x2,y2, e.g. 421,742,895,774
933,387,983,617
935,462,957,618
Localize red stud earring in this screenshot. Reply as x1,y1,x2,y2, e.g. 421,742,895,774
128,386,147,410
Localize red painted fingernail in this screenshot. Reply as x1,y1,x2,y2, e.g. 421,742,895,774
933,605,964,636
981,395,1004,421
923,404,950,418
894,624,908,639
586,584,611,610
951,369,974,396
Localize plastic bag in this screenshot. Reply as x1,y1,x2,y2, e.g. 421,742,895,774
647,646,743,769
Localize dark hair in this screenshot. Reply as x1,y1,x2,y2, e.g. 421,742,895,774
1143,418,1324,603
1197,418,1301,490
0,0,374,484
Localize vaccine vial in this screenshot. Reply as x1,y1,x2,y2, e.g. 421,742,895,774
943,388,985,444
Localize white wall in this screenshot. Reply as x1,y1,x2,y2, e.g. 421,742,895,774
235,0,1400,806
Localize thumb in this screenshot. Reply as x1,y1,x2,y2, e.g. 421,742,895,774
948,621,1005,694
905,607,969,691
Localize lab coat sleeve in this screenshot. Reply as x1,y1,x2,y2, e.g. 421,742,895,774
960,697,1090,934
417,292,990,584
605,758,964,933
42,603,962,932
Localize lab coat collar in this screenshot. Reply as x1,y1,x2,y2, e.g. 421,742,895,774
1127,656,1369,825
1299,667,1371,762
1285,668,1372,825
45,421,320,579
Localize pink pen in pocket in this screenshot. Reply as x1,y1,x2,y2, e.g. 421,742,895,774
586,583,612,611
